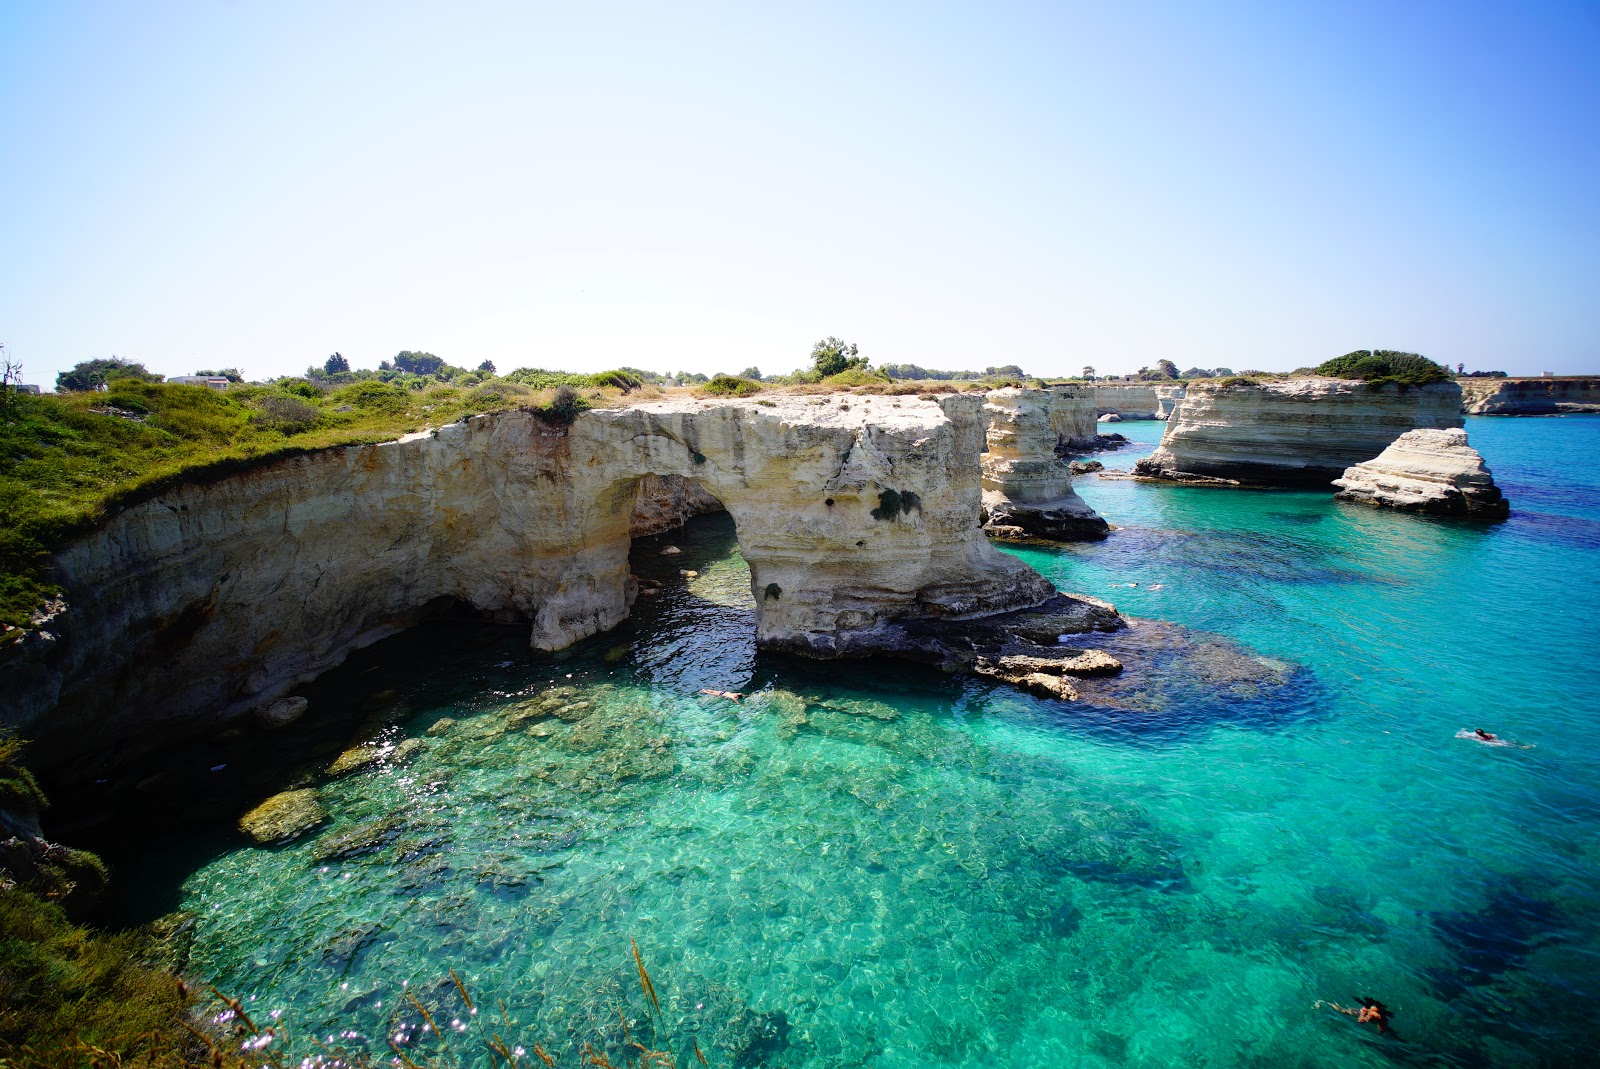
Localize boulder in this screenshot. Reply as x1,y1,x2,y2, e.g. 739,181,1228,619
239,789,327,845
1333,428,1509,520
253,696,309,729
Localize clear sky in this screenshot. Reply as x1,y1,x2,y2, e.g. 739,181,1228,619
2,1,1596,387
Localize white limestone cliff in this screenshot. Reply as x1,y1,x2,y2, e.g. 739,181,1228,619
1086,384,1186,419
980,389,1109,541
1458,377,1600,415
1332,428,1510,520
1134,378,1463,486
3,395,1072,764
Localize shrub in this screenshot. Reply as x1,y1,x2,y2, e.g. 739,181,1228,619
701,374,762,397
504,368,593,390
592,370,643,392
463,380,532,410
764,582,782,600
251,395,321,433
1219,376,1260,388
330,380,410,414
1313,350,1449,387
55,358,161,392
533,385,589,424
822,368,887,388
277,377,325,399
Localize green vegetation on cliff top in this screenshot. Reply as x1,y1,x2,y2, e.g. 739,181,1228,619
1312,349,1450,386
0,377,584,634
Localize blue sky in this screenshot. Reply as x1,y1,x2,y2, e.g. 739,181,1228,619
1,1,1595,386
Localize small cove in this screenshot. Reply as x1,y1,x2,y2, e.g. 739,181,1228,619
74,415,1600,1067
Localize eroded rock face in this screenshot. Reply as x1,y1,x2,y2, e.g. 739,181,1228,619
1333,428,1509,520
629,474,725,536
980,389,1109,542
3,396,1061,766
1134,378,1463,486
1087,385,1185,419
1458,377,1600,415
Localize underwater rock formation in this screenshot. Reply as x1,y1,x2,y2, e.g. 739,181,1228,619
238,788,327,845
1333,428,1510,520
1134,378,1463,486
980,389,1110,542
1458,377,1600,415
4,395,1079,768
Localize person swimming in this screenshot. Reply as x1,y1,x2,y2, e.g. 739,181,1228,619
1474,728,1497,741
699,689,745,703
1318,997,1393,1034
1456,727,1529,748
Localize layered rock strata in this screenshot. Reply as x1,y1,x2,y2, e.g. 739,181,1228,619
1332,428,1510,519
1086,385,1185,419
629,474,725,536
1458,377,1600,415
1134,378,1463,486
4,395,1081,767
980,389,1110,542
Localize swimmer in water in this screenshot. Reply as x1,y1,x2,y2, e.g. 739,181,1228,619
699,689,745,703
1318,997,1393,1034
1456,727,1529,748
1475,728,1497,742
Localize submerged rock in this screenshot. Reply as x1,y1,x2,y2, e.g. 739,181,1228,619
239,788,327,845
1333,428,1509,520
311,813,406,862
326,737,424,776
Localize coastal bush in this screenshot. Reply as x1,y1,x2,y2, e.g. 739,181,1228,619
1313,350,1449,386
503,367,594,390
871,488,922,521
701,374,762,397
533,385,589,424
250,395,321,433
822,368,889,388
592,369,644,392
0,890,206,1069
330,380,410,414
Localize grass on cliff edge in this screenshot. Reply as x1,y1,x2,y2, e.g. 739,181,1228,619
0,379,609,636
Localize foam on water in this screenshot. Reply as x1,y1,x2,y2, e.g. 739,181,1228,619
149,415,1599,1067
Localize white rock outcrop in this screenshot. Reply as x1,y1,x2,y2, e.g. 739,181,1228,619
980,389,1109,541
1087,384,1186,419
1332,428,1510,519
1458,377,1600,415
1134,378,1463,485
4,395,1071,763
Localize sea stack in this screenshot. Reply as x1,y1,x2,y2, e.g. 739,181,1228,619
1332,428,1510,520
1134,378,1463,486
981,388,1110,541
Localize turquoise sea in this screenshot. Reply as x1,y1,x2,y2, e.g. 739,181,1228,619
99,415,1600,1068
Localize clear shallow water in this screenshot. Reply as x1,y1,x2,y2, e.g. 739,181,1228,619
158,416,1599,1068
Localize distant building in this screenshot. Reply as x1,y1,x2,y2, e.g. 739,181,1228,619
168,375,231,390
6,383,40,394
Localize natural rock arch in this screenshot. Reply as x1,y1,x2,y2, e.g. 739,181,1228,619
3,395,1056,763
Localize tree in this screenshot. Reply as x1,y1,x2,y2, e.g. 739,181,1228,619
325,352,350,374
393,351,445,375
1156,359,1179,379
55,357,160,392
477,360,496,374
1,344,22,423
195,368,244,382
810,337,865,378
1082,366,1095,381
739,366,762,381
